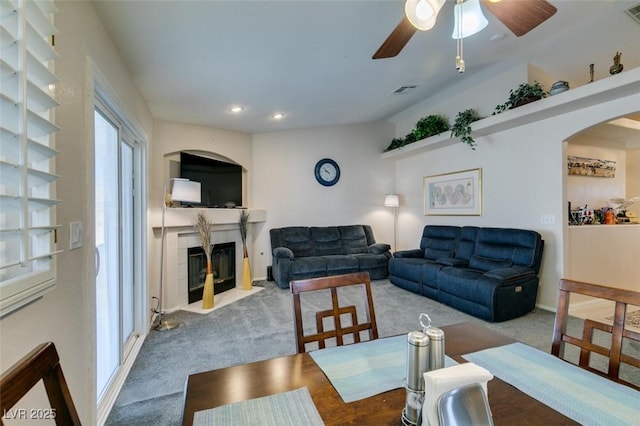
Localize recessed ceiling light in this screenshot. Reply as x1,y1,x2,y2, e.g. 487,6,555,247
272,113,285,120
230,106,244,113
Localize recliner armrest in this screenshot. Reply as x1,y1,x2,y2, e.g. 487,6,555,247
393,249,424,258
437,258,469,267
368,243,391,254
273,247,294,260
484,266,535,283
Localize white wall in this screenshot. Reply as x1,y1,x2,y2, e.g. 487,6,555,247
0,1,153,423
389,67,640,310
251,122,395,280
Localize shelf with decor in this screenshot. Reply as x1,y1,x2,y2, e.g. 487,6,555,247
381,67,640,160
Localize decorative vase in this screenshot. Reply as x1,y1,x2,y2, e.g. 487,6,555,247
609,51,623,75
549,81,569,96
242,257,252,290
202,273,214,309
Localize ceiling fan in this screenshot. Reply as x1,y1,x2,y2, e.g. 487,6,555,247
373,0,557,60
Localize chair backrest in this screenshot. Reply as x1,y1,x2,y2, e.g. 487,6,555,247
290,271,378,353
551,278,640,390
0,342,81,425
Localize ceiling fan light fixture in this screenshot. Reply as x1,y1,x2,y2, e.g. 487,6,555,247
451,0,489,39
405,0,445,31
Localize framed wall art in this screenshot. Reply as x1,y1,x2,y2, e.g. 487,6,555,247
567,155,616,178
424,168,482,216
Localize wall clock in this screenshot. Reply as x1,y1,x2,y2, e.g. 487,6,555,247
314,158,340,186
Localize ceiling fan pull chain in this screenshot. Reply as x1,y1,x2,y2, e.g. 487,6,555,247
454,0,465,73
456,38,465,73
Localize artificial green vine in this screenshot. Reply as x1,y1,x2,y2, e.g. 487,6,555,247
451,109,481,150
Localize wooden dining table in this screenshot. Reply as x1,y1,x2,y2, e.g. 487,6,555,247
182,321,577,425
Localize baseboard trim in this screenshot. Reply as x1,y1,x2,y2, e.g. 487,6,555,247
97,333,146,425
535,302,556,313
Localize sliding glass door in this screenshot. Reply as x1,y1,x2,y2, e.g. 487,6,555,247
94,107,137,401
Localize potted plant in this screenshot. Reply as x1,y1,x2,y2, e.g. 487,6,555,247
384,133,414,152
404,132,418,144
413,114,450,140
384,114,450,152
493,81,547,114
384,137,406,151
451,109,481,150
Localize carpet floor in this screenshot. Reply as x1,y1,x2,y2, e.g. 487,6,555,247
105,279,637,425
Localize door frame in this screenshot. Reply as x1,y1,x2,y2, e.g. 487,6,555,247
89,60,149,423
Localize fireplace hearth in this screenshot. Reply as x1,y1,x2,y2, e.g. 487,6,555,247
187,242,236,304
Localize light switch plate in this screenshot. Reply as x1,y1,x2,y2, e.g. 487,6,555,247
70,222,83,250
540,214,555,225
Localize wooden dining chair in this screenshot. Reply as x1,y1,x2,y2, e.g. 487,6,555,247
551,278,640,389
0,342,81,425
290,271,379,353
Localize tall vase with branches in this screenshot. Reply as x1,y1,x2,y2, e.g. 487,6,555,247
239,210,252,290
195,212,214,308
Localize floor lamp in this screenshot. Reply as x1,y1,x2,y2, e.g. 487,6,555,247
384,194,399,252
154,178,201,331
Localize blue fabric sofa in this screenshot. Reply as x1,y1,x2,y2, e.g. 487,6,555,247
389,225,544,322
269,225,391,289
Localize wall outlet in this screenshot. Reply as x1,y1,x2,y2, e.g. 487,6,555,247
540,214,555,225
70,222,83,250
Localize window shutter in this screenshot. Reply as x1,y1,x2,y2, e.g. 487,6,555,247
0,0,60,316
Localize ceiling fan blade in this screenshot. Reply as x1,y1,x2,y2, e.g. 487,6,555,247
482,0,557,37
372,17,417,59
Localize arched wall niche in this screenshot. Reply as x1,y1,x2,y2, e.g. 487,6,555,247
164,149,246,173
163,149,248,207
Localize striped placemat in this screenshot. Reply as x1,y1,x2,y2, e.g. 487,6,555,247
310,335,457,403
193,387,324,425
463,342,640,426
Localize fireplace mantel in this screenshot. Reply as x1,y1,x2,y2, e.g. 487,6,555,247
151,208,266,230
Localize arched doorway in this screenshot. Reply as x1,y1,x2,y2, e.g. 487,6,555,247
563,112,640,296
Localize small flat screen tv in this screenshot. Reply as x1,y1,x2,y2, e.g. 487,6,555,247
179,152,243,208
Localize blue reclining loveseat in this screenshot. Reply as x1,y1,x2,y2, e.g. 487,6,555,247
270,225,391,289
389,225,544,322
